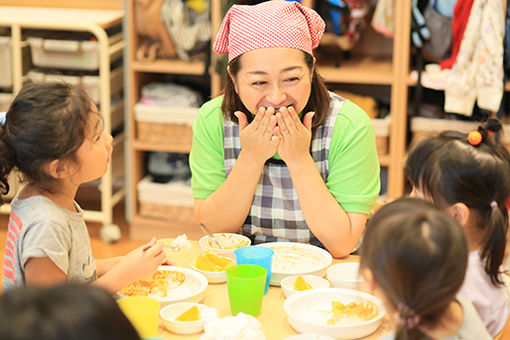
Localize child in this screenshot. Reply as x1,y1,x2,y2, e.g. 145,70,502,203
0,283,142,340
405,120,510,336
360,197,491,340
0,82,167,293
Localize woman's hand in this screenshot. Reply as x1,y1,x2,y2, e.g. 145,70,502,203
235,107,279,164
274,106,314,166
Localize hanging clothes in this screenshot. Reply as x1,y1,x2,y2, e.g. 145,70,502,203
444,0,505,116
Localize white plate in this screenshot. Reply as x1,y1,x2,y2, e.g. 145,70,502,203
119,266,208,307
283,288,385,340
257,242,332,286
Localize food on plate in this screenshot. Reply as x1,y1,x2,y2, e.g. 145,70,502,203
175,305,201,322
194,251,234,272
325,299,379,325
119,270,186,297
294,275,313,291
204,233,250,249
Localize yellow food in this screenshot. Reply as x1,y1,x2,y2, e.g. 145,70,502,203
294,275,313,291
195,251,234,272
326,299,379,325
119,270,186,297
176,305,201,322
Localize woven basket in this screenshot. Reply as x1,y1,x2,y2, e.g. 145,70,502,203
136,121,193,144
139,202,195,223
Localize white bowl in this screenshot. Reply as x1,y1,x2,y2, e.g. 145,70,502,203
283,288,385,340
160,302,207,334
190,255,235,284
118,266,208,307
284,335,336,340
257,242,333,286
198,233,251,259
280,275,331,298
326,263,365,289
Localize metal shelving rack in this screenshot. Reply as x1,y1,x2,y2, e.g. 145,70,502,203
0,6,125,241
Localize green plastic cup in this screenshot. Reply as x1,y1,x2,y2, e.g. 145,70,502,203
226,264,267,316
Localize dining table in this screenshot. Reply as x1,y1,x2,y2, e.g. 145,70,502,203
157,239,393,340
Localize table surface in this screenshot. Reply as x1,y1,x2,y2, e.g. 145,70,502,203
157,240,393,339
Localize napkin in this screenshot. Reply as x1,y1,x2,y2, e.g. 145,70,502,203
200,312,266,340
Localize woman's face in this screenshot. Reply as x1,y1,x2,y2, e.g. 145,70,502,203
231,48,313,115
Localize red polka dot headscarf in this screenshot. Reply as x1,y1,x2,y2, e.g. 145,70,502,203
213,0,325,63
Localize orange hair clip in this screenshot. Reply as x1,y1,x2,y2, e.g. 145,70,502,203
467,130,483,146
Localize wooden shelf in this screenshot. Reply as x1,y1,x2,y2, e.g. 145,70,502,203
132,140,191,153
131,59,206,75
317,56,393,85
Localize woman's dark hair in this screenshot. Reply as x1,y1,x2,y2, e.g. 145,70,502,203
221,51,331,128
0,82,93,204
360,197,468,340
405,120,510,285
0,284,141,340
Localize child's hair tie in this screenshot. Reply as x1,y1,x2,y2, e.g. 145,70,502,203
467,130,483,146
393,303,421,329
490,201,498,209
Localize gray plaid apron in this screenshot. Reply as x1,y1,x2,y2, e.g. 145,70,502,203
224,93,345,247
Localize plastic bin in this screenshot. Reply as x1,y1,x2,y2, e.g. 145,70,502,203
27,35,122,71
27,66,123,104
137,176,194,222
371,116,391,156
134,103,197,145
410,117,479,150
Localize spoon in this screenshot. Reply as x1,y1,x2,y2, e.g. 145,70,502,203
199,223,224,249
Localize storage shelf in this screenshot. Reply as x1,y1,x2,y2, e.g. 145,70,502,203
131,59,206,75
317,56,393,85
132,140,191,153
0,6,125,237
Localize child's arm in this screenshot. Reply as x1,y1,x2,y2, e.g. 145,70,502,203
93,239,167,294
24,257,66,286
95,257,123,277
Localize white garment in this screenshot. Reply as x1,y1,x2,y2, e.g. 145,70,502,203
444,0,504,116
459,250,509,336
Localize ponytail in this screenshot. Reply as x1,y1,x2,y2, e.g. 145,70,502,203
482,201,508,285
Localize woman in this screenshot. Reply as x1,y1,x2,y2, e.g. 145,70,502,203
190,0,380,258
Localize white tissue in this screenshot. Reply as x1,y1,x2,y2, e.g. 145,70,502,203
200,312,266,340
171,234,192,251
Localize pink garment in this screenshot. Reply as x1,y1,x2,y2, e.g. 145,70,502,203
213,0,324,62
459,251,509,336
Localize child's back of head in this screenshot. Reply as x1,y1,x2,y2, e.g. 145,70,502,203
405,119,510,286
360,197,469,340
0,82,93,203
0,284,142,340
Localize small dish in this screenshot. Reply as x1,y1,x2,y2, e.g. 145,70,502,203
190,253,235,284
326,263,365,289
198,233,251,259
160,302,207,335
280,275,330,298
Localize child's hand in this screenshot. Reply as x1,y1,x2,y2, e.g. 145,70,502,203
118,238,168,283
